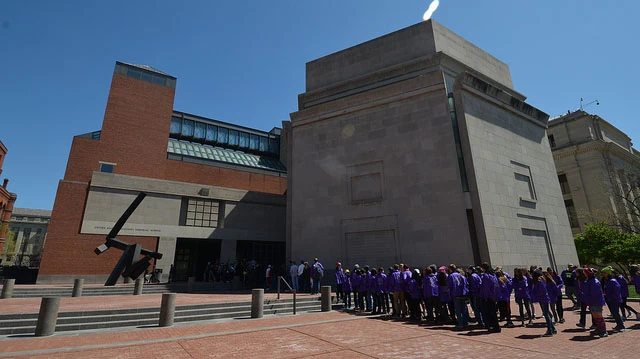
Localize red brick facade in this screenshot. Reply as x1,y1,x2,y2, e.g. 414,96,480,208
38,66,286,280
0,140,18,255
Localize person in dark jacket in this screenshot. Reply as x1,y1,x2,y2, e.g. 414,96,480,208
601,266,625,331
547,267,565,323
343,269,353,310
447,264,470,329
513,267,532,326
582,267,608,337
423,266,439,321
335,262,345,303
531,268,555,337
467,266,484,327
351,266,362,311
496,268,515,328
612,268,638,319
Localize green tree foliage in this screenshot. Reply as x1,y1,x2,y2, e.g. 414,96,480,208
1,224,17,262
574,222,640,276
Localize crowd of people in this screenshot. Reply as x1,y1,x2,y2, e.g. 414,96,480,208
326,261,640,338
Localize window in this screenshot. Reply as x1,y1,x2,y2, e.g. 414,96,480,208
558,174,570,195
217,127,228,144
515,173,536,200
99,162,115,173
548,134,556,148
206,125,217,144
228,130,239,147
182,120,194,137
239,132,249,149
22,229,31,242
269,137,279,154
564,199,580,228
36,228,42,234
170,117,181,135
184,198,219,228
259,136,269,152
249,134,259,151
194,122,206,140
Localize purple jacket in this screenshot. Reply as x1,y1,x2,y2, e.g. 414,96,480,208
467,273,482,296
343,276,353,292
615,275,629,298
402,270,412,291
407,278,422,300
335,268,345,285
513,278,530,300
363,271,373,291
552,274,563,290
582,277,606,307
604,278,622,304
530,279,550,304
351,272,362,292
438,273,452,302
447,272,469,298
497,277,512,301
423,274,438,298
370,274,378,293
478,273,498,300
546,279,560,299
386,272,395,293
576,278,584,302
392,270,404,292
376,273,388,294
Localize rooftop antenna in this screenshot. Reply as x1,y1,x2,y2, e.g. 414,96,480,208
579,98,600,111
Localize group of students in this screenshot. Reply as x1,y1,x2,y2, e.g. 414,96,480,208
332,261,640,338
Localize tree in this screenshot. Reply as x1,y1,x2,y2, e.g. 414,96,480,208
574,222,640,276
0,224,17,263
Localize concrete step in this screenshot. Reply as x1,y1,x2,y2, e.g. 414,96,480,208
0,297,326,336
7,283,236,298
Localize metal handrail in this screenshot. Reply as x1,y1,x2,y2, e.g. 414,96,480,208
277,276,296,315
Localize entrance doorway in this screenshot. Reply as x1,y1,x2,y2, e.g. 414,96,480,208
174,238,221,282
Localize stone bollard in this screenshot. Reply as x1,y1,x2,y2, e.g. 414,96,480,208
35,297,61,336
72,279,84,298
251,288,264,318
321,286,332,312
134,278,144,295
1,279,15,299
159,293,177,327
187,276,196,293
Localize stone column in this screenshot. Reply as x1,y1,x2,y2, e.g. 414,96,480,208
35,297,60,336
159,293,177,327
1,279,15,299
321,286,332,312
134,278,144,295
251,288,264,318
72,279,84,297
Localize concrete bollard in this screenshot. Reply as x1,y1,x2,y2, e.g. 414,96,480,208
72,279,84,298
321,286,332,312
251,288,264,318
134,278,144,295
1,279,15,299
35,297,61,336
187,276,196,293
159,293,177,327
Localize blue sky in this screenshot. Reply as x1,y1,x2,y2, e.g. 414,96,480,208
1,1,639,210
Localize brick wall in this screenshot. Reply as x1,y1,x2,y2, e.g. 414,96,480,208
39,70,286,279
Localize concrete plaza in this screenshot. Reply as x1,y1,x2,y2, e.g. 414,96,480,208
0,295,638,358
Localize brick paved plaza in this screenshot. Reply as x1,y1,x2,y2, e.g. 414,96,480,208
0,294,638,358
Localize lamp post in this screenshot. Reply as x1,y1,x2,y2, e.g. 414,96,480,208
579,98,600,111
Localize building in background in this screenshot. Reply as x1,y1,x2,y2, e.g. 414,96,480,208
287,20,578,273
38,62,286,284
0,208,51,267
0,140,18,256
547,110,640,235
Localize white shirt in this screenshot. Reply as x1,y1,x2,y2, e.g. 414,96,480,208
266,267,271,278
298,264,304,276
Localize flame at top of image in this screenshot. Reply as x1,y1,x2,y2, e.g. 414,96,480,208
423,0,440,21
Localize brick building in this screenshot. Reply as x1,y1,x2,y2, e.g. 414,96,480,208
0,140,18,256
38,62,287,284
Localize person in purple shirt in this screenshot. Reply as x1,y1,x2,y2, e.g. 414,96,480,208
370,268,380,314
479,263,500,333
612,268,638,319
496,268,515,328
466,266,484,327
530,268,555,337
376,267,390,315
582,267,608,337
391,264,403,317
335,262,345,303
385,267,394,315
447,264,470,329
513,267,532,326
359,268,369,312
351,266,362,311
543,271,560,324
310,258,325,295
407,269,423,320
342,269,353,310
631,264,640,319
423,266,439,321
601,266,625,331
547,267,565,323
402,265,412,317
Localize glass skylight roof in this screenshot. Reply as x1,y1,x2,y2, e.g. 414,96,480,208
167,140,286,173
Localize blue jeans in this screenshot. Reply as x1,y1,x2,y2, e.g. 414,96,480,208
539,302,554,333
291,275,299,291
312,278,321,294
609,303,625,328
453,297,469,326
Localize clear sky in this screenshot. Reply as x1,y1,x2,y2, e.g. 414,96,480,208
1,0,639,210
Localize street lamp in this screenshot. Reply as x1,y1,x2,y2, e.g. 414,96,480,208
579,98,600,111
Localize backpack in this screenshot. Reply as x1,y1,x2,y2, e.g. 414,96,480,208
315,265,324,279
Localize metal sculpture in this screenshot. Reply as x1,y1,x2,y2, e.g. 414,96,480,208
94,192,163,286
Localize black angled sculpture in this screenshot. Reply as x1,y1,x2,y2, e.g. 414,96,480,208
94,192,163,286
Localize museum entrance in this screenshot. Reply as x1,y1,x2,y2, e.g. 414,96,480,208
174,238,221,282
